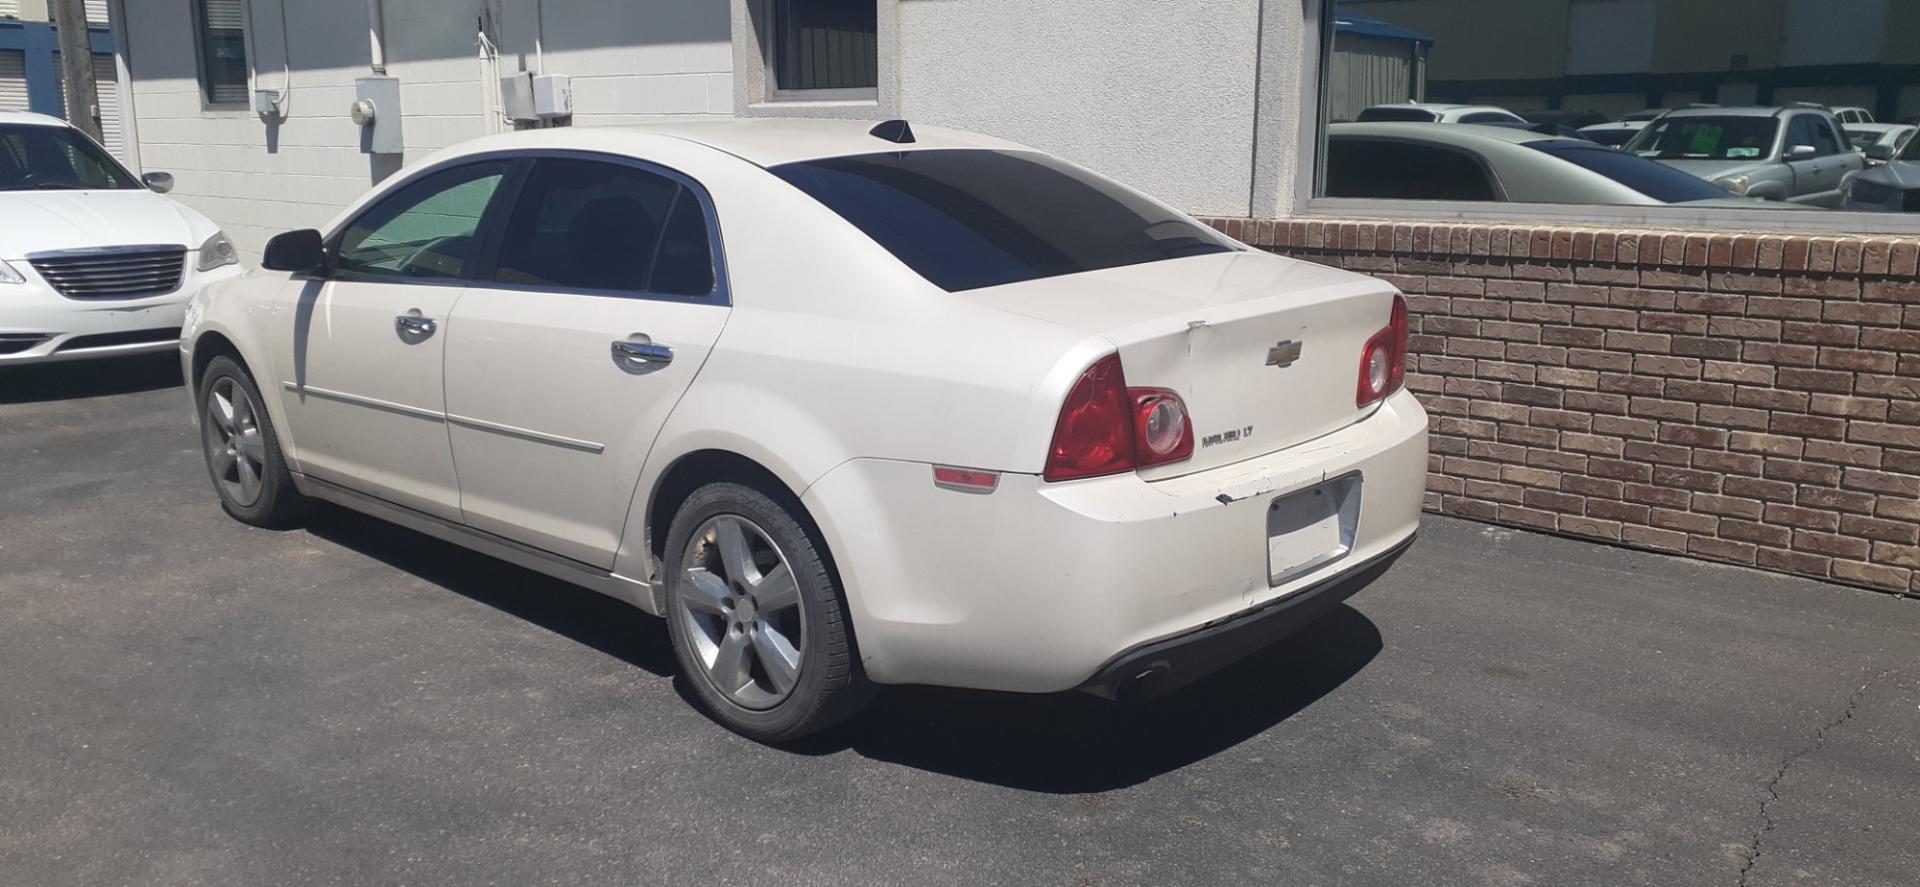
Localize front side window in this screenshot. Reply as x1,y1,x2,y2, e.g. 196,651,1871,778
491,158,716,297
772,0,877,92
334,161,509,281
0,123,140,191
193,0,249,105
773,149,1233,292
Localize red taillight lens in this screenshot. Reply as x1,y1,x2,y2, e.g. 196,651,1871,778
1044,353,1137,482
1132,388,1193,467
1357,295,1409,407
1044,355,1195,482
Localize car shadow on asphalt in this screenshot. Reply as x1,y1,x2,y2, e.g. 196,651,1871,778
304,504,1382,794
302,506,679,678
803,605,1383,793
0,353,183,404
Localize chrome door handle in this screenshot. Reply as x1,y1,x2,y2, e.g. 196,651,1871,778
395,312,437,339
611,339,673,365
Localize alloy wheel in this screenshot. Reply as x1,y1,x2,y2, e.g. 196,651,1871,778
204,376,267,507
676,514,807,710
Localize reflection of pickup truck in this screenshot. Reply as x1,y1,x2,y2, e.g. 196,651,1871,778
1623,106,1865,207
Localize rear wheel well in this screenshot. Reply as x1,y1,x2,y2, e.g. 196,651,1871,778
190,332,246,393
648,450,803,563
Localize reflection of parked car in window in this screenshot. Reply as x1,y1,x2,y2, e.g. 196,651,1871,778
1623,106,1864,206
1357,103,1526,124
1,112,243,365
1843,123,1918,164
1840,135,1920,212
1833,107,1876,125
1325,123,1786,207
1577,120,1647,148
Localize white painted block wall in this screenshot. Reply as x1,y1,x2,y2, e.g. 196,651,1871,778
123,0,732,258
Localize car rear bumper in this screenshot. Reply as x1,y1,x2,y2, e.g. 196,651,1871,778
0,264,240,365
802,388,1428,694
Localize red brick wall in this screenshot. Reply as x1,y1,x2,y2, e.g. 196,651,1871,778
1203,217,1920,598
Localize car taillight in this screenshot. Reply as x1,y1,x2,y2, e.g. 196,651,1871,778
1357,294,1409,407
1044,354,1194,482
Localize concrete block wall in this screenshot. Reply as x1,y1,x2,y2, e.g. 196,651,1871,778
1205,217,1920,599
121,0,730,259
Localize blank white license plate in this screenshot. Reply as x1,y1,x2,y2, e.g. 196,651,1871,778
1266,474,1362,586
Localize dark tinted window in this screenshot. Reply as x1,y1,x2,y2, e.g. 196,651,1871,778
493,159,715,296
1460,112,1518,124
1628,116,1779,161
335,161,509,281
0,124,140,191
1325,139,1499,201
774,0,877,91
194,0,249,104
772,149,1232,292
1357,106,1440,122
1787,115,1843,156
1526,141,1731,203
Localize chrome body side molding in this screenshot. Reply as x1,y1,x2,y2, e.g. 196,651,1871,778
293,472,660,614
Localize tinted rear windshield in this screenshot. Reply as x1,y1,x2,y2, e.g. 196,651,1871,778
770,149,1233,292
1526,140,1732,203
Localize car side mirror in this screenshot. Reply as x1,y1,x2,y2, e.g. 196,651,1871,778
1787,145,1818,160
1866,144,1895,162
262,229,327,274
141,171,174,193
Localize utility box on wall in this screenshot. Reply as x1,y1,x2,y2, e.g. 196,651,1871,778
353,75,404,155
501,73,573,123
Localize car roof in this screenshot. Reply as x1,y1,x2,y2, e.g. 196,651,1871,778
1845,122,1907,133
0,111,69,128
1657,106,1818,119
1330,121,1578,147
571,118,1032,168
1365,102,1486,112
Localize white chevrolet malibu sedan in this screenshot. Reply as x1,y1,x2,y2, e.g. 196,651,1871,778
181,118,1427,741
0,112,241,364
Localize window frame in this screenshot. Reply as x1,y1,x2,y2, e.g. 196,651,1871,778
736,0,896,117
1297,0,1920,235
189,0,252,110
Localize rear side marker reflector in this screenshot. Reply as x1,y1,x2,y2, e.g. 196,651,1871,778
933,465,1000,494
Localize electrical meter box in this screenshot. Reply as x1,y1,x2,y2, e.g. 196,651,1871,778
499,72,536,123
353,75,403,155
532,74,572,119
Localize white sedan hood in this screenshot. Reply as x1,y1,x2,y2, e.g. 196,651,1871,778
0,189,216,260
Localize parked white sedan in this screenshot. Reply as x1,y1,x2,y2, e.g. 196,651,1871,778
0,111,241,364
181,119,1427,740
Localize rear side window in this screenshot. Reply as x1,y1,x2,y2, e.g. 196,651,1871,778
492,158,717,296
1357,106,1439,122
772,149,1232,292
1525,141,1731,204
1325,139,1499,201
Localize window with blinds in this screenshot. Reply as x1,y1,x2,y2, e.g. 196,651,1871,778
772,0,876,92
193,0,248,105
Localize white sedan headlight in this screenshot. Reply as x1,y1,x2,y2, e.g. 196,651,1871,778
196,231,238,272
1716,174,1750,196
0,259,23,285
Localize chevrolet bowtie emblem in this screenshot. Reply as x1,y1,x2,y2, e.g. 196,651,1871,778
1266,340,1303,368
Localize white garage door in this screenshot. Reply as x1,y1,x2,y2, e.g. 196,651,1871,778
0,51,28,113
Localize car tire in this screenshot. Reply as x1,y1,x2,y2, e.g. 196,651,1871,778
197,355,309,528
663,481,873,742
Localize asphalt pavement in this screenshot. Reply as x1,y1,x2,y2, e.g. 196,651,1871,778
3,354,1917,886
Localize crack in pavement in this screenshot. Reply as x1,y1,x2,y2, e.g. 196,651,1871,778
1734,667,1908,887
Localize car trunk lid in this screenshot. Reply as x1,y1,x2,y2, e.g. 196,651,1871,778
961,251,1402,478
